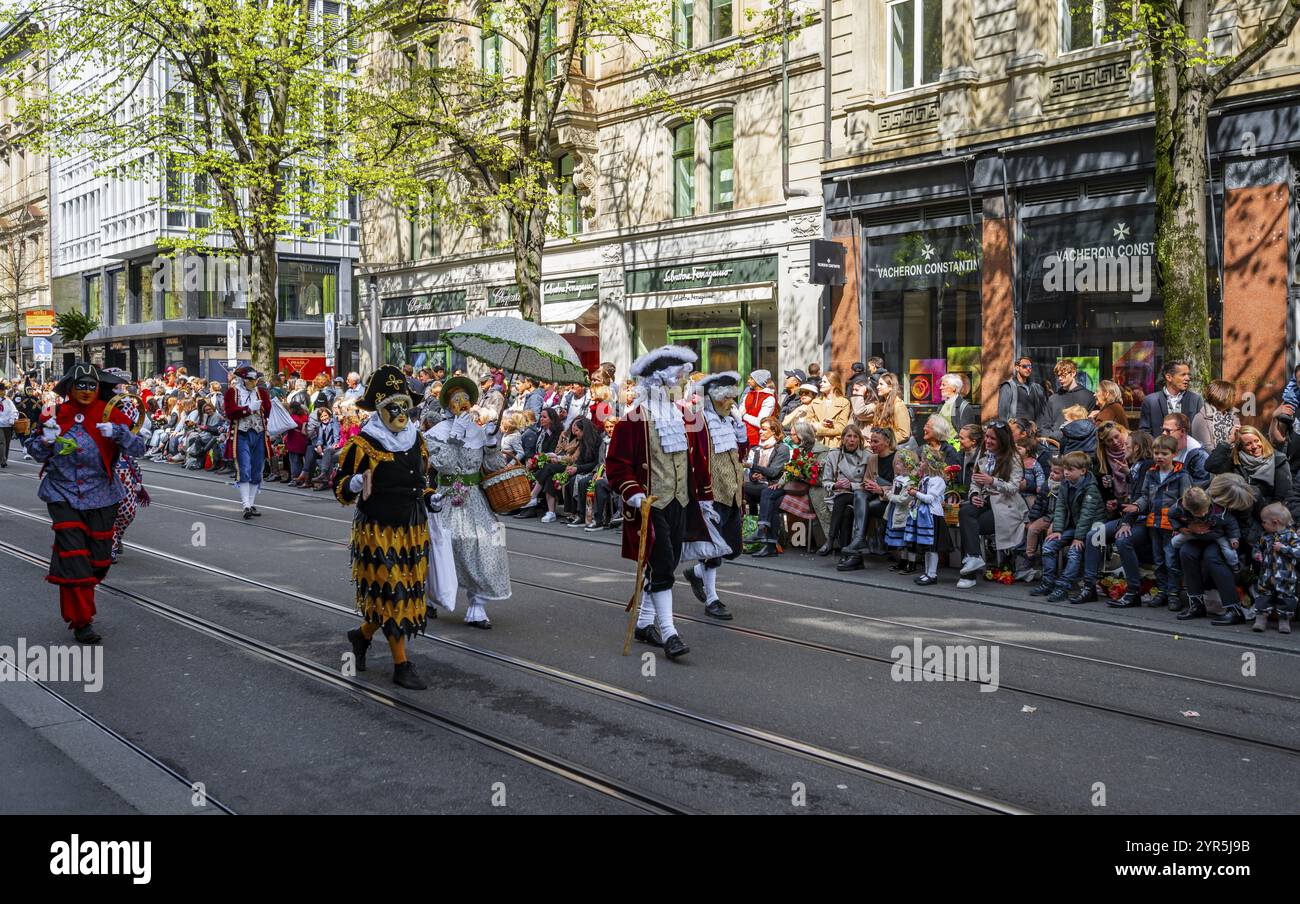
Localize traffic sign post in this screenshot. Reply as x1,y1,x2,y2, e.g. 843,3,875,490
33,337,53,363
226,320,238,369
324,313,336,371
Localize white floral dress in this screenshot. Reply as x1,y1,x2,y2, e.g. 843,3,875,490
424,419,512,605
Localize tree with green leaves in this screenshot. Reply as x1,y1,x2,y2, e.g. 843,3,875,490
0,0,385,376
1114,0,1300,387
349,0,804,323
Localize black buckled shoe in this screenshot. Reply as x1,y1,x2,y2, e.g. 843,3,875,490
392,660,428,690
1029,580,1056,597
346,628,371,672
242,507,253,520
1068,582,1098,605
836,554,863,572
1108,591,1142,609
1047,586,1070,603
248,507,262,517
73,623,101,645
634,624,663,647
914,574,937,586
704,600,733,620
1210,609,1246,626
683,567,707,604
464,619,492,630
1176,597,1207,620
662,633,689,660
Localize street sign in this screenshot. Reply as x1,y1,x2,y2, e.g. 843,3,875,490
33,337,53,362
226,320,238,368
25,309,55,336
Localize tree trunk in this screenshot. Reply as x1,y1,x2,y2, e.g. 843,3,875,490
250,226,279,377
1154,62,1212,390
512,204,546,323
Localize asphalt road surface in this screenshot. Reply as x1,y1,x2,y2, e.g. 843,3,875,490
2,456,1298,815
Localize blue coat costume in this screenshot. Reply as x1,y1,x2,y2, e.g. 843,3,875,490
23,366,147,635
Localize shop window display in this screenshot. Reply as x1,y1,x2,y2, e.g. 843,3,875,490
1018,203,1221,422
864,225,982,407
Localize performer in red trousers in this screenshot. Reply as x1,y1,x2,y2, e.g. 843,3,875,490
16,363,150,643
605,346,714,661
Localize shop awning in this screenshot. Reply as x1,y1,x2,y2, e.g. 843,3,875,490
539,299,596,327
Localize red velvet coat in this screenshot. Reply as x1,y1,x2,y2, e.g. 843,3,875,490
222,385,272,429
606,410,713,562
223,385,273,460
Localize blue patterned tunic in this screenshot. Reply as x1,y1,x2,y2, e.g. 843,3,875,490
25,421,148,509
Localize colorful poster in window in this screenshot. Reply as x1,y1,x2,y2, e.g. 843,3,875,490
908,358,946,404
1112,341,1155,412
1062,356,1100,394
946,346,983,405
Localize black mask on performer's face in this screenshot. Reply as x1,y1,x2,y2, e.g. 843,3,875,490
70,379,99,405
379,396,412,431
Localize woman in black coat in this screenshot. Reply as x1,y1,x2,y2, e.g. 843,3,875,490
1206,425,1294,543
560,417,602,523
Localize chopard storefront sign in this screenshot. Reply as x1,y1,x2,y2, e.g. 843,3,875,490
382,290,467,318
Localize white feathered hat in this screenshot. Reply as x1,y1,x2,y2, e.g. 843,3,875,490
695,371,742,401
630,344,698,378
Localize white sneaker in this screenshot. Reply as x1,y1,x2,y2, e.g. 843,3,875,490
959,556,986,577
956,577,978,590
540,512,557,523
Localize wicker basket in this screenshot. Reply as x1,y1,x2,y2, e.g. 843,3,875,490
482,463,533,514
943,503,961,526
13,416,29,435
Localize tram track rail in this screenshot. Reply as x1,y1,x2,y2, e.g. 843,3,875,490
25,473,1296,708
0,506,1031,815
0,539,689,816
111,458,1300,661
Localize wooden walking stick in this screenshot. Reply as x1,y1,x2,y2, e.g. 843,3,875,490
622,494,659,655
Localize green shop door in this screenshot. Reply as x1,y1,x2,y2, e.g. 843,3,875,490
666,325,750,376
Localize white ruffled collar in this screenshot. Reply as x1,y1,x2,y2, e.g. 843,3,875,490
635,389,687,454
361,416,420,452
424,414,488,450
703,405,740,454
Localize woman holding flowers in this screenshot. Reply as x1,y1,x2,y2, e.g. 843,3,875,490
424,376,513,630
750,421,819,558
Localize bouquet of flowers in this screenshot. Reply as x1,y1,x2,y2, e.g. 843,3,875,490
782,447,820,485
444,480,472,508
983,566,1015,585
553,469,571,491
524,452,552,484
1097,576,1156,601
586,463,605,500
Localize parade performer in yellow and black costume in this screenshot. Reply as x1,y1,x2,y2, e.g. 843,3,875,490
336,365,436,690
